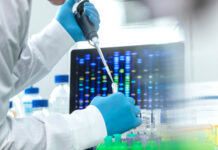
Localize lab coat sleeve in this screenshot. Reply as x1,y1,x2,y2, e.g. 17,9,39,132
6,20,107,149
2,105,107,150
12,19,74,95
41,105,107,150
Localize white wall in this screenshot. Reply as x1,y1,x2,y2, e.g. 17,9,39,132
184,1,218,83
28,0,183,99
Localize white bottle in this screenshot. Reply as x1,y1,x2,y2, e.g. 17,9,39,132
22,87,41,116
10,95,25,118
49,75,69,114
7,101,16,118
32,99,49,116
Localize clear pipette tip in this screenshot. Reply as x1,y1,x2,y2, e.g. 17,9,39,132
91,37,117,94
112,83,118,93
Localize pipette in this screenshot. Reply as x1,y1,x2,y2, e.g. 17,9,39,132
91,37,118,93
73,0,118,93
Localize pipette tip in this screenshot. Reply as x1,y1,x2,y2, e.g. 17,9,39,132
112,83,118,93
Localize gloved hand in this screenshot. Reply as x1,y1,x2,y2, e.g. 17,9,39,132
56,0,100,42
91,92,142,136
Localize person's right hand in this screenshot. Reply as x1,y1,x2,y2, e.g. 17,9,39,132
91,92,142,136
56,0,100,42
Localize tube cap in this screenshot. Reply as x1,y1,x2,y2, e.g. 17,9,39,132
9,101,13,108
32,99,48,108
55,75,69,83
104,136,113,146
127,133,136,138
25,87,39,94
114,134,121,143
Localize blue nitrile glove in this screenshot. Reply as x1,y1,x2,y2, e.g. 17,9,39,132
56,0,100,42
91,92,142,136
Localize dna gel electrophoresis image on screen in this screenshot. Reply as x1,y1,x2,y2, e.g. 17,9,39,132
70,43,184,111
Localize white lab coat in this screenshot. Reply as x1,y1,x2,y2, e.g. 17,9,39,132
0,1,107,149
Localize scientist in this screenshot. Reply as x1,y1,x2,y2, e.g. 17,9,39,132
0,0,141,149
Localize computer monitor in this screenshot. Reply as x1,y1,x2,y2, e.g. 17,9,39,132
70,43,184,113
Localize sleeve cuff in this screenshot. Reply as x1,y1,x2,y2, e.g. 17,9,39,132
69,105,107,149
50,19,75,49
84,105,108,140
38,105,107,150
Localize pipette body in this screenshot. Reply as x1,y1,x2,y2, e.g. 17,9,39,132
73,0,118,93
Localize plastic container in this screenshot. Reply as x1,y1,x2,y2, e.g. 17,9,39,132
104,136,113,150
135,134,148,146
22,87,41,116
126,133,136,146
114,134,122,143
32,99,49,116
49,75,69,114
11,95,25,118
7,101,15,118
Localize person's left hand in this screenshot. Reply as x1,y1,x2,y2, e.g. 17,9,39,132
91,93,142,135
56,0,100,42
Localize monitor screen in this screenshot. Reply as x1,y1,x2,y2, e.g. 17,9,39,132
70,43,184,113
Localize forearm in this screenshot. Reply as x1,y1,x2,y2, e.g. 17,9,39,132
0,106,107,150
12,19,75,96
44,106,107,150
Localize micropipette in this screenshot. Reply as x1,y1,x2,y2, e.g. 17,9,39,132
73,0,118,93
91,37,118,93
